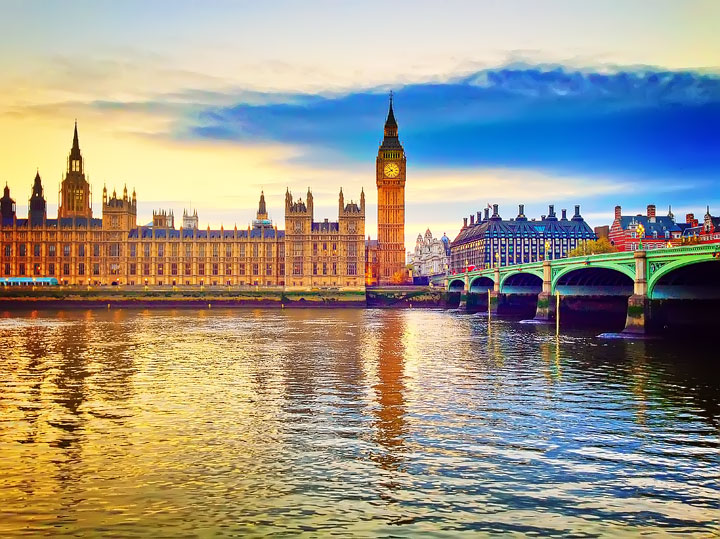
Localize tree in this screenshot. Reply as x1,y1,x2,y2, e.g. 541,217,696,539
568,237,617,257
391,269,409,284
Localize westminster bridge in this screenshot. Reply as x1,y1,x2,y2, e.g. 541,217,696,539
436,244,720,335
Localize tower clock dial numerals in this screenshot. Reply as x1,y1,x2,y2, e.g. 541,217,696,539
384,163,400,178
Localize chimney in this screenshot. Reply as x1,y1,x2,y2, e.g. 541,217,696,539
548,204,556,218
477,211,482,222
518,204,525,217
483,208,489,221
647,204,656,221
561,209,567,220
492,204,499,219
574,205,581,219
463,217,468,228
614,205,622,220
470,214,475,225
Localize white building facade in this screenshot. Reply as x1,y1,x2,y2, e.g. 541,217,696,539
407,229,450,277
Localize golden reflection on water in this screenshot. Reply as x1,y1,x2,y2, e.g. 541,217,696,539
0,308,719,536
370,312,407,474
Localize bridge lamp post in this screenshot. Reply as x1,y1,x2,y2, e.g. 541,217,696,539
636,224,645,250
545,240,551,261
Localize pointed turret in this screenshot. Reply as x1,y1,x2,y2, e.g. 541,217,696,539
1,182,16,220
385,91,397,130
68,120,83,173
29,170,46,226
257,190,268,220
72,120,79,149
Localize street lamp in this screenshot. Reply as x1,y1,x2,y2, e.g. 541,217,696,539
545,240,551,261
636,223,645,250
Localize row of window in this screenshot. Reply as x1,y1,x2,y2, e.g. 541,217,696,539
6,262,96,276
291,262,357,276
1,242,287,258
4,262,288,277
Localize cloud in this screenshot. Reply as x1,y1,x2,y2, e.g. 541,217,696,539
184,65,720,182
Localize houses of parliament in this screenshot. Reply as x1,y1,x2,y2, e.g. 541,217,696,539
0,99,408,288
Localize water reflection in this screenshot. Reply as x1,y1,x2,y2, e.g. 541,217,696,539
0,308,718,536
370,312,407,473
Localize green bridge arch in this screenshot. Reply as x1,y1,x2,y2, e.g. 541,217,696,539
448,278,466,290
498,269,544,291
550,262,635,292
647,255,719,299
469,274,495,289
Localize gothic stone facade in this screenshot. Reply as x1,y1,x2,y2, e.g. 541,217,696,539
1,125,366,289
284,188,365,289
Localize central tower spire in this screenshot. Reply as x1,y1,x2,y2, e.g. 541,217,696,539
59,121,92,219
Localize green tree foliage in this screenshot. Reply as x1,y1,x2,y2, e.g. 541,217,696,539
568,237,618,257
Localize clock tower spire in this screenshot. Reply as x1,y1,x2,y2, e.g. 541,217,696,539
376,92,407,284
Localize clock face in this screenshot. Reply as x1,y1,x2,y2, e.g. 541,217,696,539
384,162,400,178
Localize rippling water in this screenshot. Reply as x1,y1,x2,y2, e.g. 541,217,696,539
0,308,719,536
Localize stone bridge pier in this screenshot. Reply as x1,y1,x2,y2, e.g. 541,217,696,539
533,261,555,323
623,251,649,335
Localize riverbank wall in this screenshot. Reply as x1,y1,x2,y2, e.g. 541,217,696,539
0,286,453,309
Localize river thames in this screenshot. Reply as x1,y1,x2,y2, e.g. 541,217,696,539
0,308,718,536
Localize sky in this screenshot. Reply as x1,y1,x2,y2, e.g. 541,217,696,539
1,0,719,248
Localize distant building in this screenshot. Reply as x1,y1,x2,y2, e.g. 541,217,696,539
609,204,682,251
594,225,610,241
608,204,720,251
450,204,595,272
676,207,720,245
182,209,199,230
407,229,450,277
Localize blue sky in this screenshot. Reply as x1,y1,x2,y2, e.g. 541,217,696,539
1,1,719,244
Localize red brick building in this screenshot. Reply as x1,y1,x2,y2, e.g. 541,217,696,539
609,204,720,251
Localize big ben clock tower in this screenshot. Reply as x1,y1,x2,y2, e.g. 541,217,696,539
376,93,407,284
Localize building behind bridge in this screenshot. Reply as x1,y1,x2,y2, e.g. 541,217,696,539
609,204,720,251
449,204,596,273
